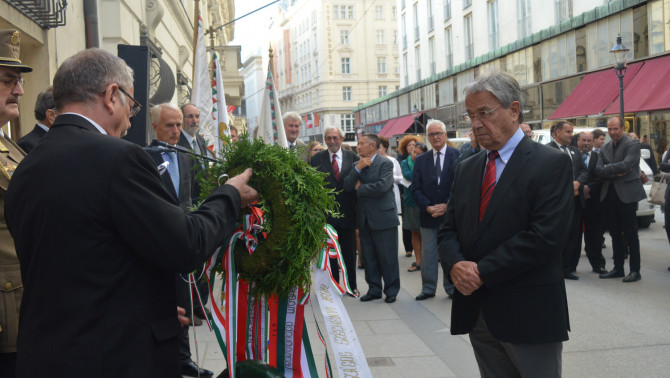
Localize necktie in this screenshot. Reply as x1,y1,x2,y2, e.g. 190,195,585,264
479,150,499,222
583,152,589,165
289,143,295,150
332,154,340,181
165,152,180,198
191,139,201,155
435,151,442,183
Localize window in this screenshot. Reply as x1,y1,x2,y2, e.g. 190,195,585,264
555,0,572,23
394,56,399,73
488,0,500,50
340,30,350,45
376,5,384,19
463,0,472,8
429,37,436,76
341,57,351,74
402,14,408,49
427,0,434,31
464,14,474,60
392,6,397,20
377,57,387,73
379,85,388,97
393,31,398,45
403,54,409,85
341,114,355,132
518,0,531,39
376,30,385,44
347,5,354,19
414,3,420,41
334,5,340,19
342,86,352,101
445,27,453,69
415,46,421,81
444,0,451,21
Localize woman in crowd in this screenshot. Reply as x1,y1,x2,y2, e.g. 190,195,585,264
308,141,324,163
397,135,423,258
401,141,427,272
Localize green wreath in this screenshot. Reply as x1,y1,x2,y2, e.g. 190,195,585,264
198,136,338,298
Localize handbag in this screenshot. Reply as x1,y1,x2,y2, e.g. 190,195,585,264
649,178,667,206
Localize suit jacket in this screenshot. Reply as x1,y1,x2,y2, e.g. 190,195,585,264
17,124,47,153
343,154,399,230
289,138,309,162
438,136,572,344
310,149,358,229
5,114,241,377
548,141,589,207
149,139,193,211
583,150,602,204
0,134,25,353
177,131,209,202
596,135,646,204
411,146,460,228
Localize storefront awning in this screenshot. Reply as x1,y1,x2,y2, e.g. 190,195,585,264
378,113,421,137
604,54,670,114
548,62,643,120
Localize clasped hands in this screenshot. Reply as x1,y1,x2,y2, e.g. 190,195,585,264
450,261,483,296
426,203,447,218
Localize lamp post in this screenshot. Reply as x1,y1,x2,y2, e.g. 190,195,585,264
610,34,629,122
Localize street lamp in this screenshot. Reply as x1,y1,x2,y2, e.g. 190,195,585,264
610,34,629,121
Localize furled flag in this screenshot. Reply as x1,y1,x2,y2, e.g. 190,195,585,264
191,10,215,153
304,113,314,129
257,64,288,148
211,51,228,154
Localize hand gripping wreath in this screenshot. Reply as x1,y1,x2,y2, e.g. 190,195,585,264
198,137,338,298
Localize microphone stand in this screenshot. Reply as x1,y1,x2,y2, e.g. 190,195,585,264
155,141,219,163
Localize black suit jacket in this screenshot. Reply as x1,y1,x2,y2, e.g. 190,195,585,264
310,149,358,229
583,150,602,204
5,114,241,377
411,146,460,228
149,139,193,210
548,141,589,207
177,132,209,203
17,124,47,153
438,136,572,344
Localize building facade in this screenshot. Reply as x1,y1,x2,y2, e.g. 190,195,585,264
267,0,400,143
356,0,670,160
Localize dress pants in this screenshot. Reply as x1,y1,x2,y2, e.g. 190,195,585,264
469,312,562,378
328,226,357,290
176,274,192,365
563,198,583,274
358,221,399,297
603,188,640,273
583,198,606,270
420,227,454,295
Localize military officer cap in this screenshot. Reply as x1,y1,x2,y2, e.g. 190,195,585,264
0,29,33,72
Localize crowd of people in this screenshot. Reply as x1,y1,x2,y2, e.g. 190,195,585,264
2,29,669,378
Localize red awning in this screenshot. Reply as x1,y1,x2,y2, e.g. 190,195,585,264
604,54,670,114
548,62,643,120
378,113,420,137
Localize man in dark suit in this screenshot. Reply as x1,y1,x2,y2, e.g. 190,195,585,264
177,103,210,203
578,131,607,274
596,116,646,283
411,120,460,300
547,121,589,280
5,48,259,378
344,133,400,303
311,126,359,296
283,112,309,161
17,87,56,153
438,72,572,377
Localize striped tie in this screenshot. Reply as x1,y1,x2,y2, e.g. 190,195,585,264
479,150,499,222
332,154,340,181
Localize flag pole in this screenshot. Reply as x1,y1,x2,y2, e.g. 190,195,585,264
192,0,199,79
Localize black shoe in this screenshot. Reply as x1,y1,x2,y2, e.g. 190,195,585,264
347,289,360,298
592,266,608,274
564,272,579,280
622,271,641,283
600,269,625,279
415,293,435,301
384,295,396,303
181,360,213,377
360,293,382,302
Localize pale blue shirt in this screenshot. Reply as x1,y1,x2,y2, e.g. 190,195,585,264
489,126,525,183
355,153,377,173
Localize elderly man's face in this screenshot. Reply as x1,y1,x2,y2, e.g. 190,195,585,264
153,107,183,145
0,66,25,124
357,136,377,158
284,117,301,143
578,132,593,153
325,128,343,153
465,90,520,151
182,104,200,136
427,123,447,151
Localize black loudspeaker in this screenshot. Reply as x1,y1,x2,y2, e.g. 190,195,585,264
118,44,151,147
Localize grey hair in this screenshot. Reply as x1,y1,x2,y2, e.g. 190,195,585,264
52,48,134,110
464,71,524,123
150,103,182,124
283,111,302,124
34,86,55,121
323,125,345,139
426,119,447,133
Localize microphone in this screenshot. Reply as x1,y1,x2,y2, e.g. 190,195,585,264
156,141,218,162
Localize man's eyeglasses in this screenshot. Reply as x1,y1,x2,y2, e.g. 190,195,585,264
428,131,446,138
0,76,24,89
117,85,142,118
462,105,502,122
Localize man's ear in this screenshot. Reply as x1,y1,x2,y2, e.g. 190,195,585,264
509,101,521,122
102,83,119,114
45,109,58,125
